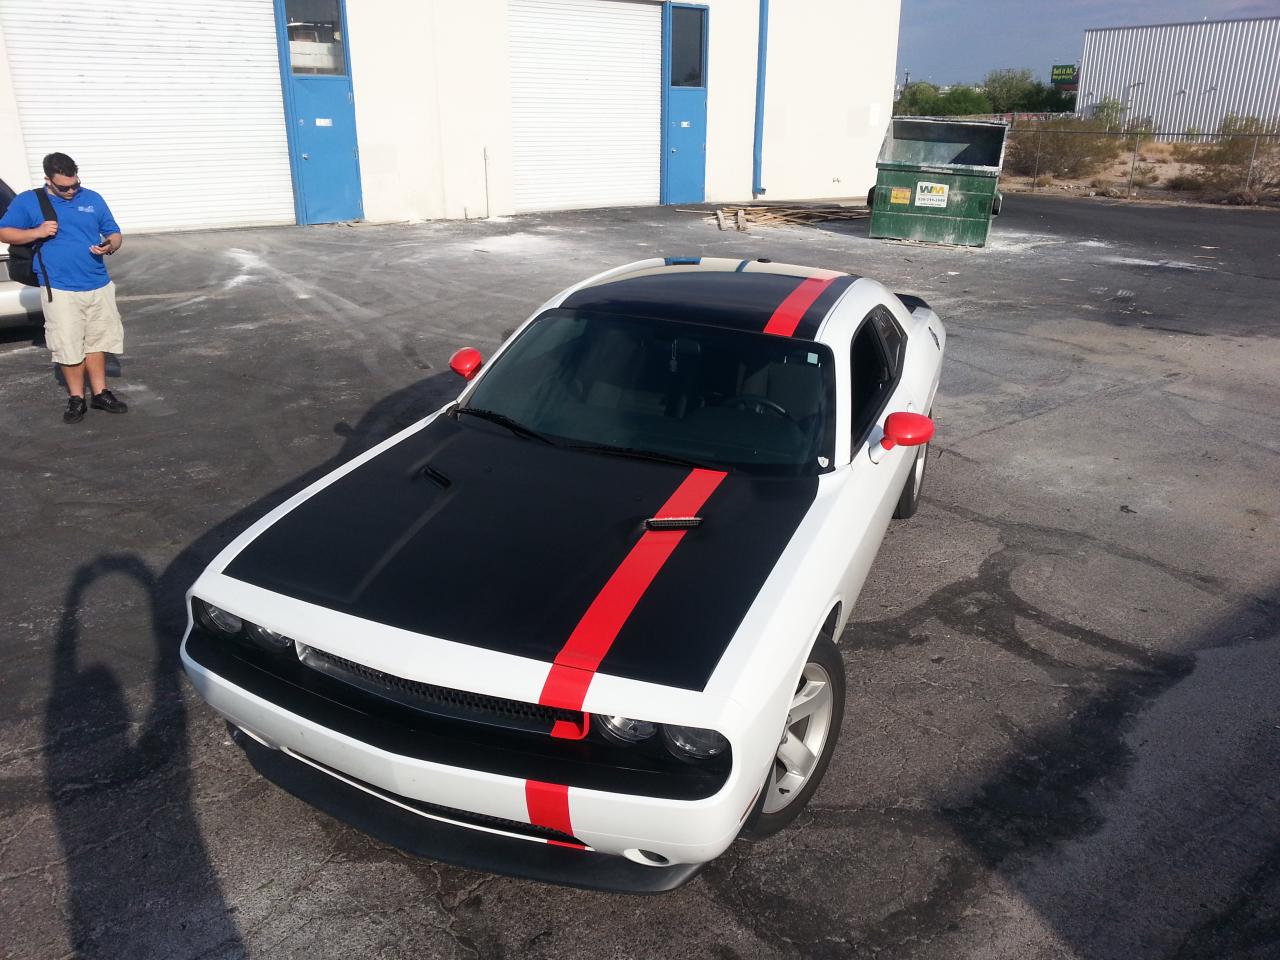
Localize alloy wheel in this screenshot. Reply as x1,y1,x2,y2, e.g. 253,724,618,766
761,662,835,814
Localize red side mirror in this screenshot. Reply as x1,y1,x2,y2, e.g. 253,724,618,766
449,347,484,381
881,411,934,451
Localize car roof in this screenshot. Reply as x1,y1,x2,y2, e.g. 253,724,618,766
559,257,860,340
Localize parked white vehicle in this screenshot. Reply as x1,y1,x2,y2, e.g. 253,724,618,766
181,257,946,890
0,255,42,328
0,179,44,329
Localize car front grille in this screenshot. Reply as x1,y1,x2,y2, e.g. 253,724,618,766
296,644,584,737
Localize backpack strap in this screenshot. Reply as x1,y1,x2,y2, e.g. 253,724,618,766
32,188,56,302
35,186,56,222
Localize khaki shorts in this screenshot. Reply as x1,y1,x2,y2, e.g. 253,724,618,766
42,282,124,365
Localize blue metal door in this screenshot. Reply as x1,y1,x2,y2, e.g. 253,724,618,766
276,0,363,224
663,5,708,205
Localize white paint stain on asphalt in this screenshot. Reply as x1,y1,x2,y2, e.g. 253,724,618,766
226,248,313,299
1103,256,1215,272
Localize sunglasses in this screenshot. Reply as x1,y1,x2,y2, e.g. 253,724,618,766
48,180,80,193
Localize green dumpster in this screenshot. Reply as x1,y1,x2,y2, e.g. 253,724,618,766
867,118,1008,247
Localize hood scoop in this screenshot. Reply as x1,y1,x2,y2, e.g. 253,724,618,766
645,516,703,531
421,464,452,488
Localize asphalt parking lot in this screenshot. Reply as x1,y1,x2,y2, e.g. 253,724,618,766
1,194,1278,960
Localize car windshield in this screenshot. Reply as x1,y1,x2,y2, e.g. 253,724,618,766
462,309,836,475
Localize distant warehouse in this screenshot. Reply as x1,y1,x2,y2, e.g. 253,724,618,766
1076,16,1280,135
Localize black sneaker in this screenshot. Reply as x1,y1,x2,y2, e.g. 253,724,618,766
90,389,128,414
63,396,87,424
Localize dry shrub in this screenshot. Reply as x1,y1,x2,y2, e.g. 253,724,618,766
1007,118,1125,178
1167,174,1205,191
1221,188,1260,205
1192,116,1280,199
1170,141,1206,164
1132,163,1159,186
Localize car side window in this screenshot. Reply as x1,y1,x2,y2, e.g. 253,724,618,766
849,312,898,449
873,307,906,375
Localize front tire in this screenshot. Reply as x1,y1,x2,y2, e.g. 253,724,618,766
892,433,929,520
742,634,846,839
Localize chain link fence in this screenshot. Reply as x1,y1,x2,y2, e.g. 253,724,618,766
1003,124,1280,203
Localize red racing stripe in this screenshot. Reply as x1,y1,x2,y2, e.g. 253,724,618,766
538,467,727,715
525,779,584,847
762,276,837,337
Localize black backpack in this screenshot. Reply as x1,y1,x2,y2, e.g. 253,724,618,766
5,187,57,301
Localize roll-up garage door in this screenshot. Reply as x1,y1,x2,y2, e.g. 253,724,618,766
508,0,661,212
0,0,295,232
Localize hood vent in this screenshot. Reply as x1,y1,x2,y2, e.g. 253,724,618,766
421,464,452,488
645,516,703,531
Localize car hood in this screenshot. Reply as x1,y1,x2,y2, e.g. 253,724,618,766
222,413,818,691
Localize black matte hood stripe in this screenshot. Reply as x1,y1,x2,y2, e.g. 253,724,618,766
223,415,818,691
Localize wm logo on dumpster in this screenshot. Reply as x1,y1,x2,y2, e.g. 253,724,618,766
915,181,949,208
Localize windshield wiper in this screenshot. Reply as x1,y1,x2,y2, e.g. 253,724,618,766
454,407,556,444
563,441,721,471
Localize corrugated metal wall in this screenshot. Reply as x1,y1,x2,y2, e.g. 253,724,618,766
1077,17,1280,135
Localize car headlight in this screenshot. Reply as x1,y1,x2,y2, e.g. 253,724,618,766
194,598,243,638
247,622,294,652
663,724,729,761
599,715,658,744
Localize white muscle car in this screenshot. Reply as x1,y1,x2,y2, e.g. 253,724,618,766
181,256,945,891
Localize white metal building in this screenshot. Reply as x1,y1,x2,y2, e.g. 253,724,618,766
0,0,900,233
1076,16,1280,135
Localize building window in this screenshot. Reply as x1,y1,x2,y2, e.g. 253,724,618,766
670,8,705,88
287,0,347,76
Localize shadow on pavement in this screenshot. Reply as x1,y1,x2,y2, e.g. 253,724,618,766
46,555,245,959
43,370,460,958
699,508,1280,960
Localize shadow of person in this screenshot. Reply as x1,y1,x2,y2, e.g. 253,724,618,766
41,370,469,956
46,554,246,959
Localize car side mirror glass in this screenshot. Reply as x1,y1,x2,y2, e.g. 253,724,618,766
449,347,484,381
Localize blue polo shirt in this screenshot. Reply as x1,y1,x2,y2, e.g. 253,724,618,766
0,187,120,292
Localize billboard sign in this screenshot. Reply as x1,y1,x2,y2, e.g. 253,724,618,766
1051,64,1079,89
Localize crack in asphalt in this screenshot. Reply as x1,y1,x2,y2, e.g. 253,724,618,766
691,497,1278,958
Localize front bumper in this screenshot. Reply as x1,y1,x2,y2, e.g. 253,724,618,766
232,730,703,892
181,631,751,874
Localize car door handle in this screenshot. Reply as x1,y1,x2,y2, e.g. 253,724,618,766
302,153,310,160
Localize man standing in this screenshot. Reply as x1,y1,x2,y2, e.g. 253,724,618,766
0,152,126,423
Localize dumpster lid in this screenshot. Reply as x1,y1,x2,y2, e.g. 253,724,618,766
877,117,1008,177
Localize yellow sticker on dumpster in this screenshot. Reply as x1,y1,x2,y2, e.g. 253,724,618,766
915,182,949,208
889,187,911,205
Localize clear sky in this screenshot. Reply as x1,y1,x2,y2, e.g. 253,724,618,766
895,0,1280,87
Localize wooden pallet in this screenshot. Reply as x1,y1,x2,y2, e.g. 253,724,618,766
678,204,870,230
